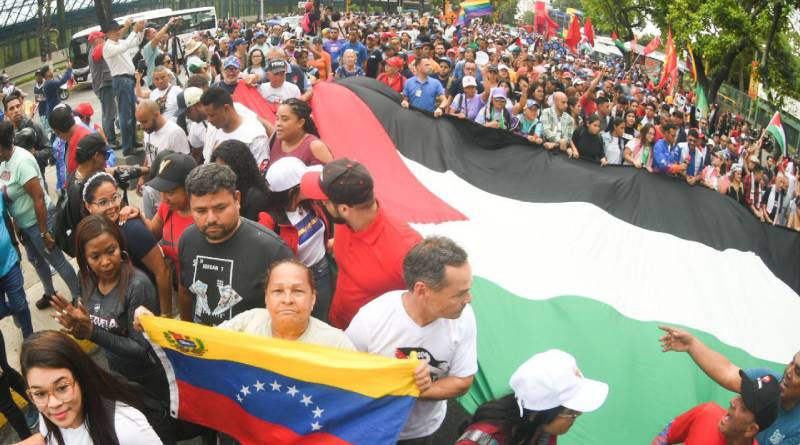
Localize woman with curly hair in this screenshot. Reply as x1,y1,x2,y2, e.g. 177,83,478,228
210,140,270,222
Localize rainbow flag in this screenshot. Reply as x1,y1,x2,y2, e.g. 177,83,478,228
460,0,492,19
142,316,418,445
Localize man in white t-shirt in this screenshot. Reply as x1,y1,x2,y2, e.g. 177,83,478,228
200,87,269,171
135,99,190,217
148,66,182,121
346,236,477,445
258,58,301,106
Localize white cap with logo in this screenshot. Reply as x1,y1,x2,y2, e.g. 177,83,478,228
509,349,608,414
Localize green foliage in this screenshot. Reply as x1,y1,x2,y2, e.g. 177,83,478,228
494,0,517,24
521,10,536,25
551,0,583,10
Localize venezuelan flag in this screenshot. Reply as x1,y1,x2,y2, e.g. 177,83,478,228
461,0,492,19
142,316,418,445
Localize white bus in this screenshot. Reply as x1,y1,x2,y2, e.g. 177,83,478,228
69,7,217,82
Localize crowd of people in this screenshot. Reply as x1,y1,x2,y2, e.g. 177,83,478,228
0,5,797,445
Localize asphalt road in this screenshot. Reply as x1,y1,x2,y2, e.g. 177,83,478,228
0,82,471,444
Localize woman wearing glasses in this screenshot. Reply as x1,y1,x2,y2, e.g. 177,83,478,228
17,330,162,444
49,214,167,404
455,350,608,445
78,172,171,318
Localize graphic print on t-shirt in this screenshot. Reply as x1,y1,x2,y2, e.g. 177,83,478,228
395,347,450,381
190,255,243,320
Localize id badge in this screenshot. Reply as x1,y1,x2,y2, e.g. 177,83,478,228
415,89,422,98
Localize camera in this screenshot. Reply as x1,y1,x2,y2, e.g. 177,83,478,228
114,166,144,190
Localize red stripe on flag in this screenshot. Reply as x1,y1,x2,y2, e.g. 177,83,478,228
310,82,466,224
176,380,351,445
233,82,277,123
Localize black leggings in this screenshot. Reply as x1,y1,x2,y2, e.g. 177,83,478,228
0,329,32,439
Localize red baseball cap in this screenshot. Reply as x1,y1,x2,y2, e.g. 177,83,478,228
88,31,105,43
74,102,94,117
386,57,404,68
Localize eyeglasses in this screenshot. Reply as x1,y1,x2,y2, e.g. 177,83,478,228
27,379,77,406
558,410,582,419
91,192,122,209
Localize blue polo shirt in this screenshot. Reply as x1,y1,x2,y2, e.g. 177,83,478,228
402,76,445,113
743,368,800,445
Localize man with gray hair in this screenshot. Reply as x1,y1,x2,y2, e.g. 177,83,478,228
177,162,292,325
346,236,477,445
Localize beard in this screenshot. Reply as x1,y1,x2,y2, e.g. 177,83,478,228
201,222,234,240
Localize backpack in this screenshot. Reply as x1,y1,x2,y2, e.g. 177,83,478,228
301,12,313,35
54,179,82,258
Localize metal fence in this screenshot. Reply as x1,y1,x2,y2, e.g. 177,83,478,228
717,83,800,154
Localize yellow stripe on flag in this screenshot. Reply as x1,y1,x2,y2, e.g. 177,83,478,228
142,316,420,399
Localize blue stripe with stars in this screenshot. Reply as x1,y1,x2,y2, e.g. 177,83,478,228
164,348,415,445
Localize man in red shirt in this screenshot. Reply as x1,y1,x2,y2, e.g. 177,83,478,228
48,104,92,178
301,158,421,329
652,371,780,445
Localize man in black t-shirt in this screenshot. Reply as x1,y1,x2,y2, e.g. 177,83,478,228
365,34,383,78
176,164,293,326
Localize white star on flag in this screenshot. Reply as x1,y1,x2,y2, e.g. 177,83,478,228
241,385,250,396
287,385,299,397
312,406,324,418
270,380,282,391
236,394,243,403
254,380,265,392
301,394,313,407
311,421,322,431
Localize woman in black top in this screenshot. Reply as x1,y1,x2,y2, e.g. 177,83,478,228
624,110,639,137
82,172,172,317
50,215,166,403
210,140,270,222
569,114,607,165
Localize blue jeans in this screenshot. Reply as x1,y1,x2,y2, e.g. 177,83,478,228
0,263,33,337
96,85,118,145
310,257,333,323
112,76,136,152
21,206,80,301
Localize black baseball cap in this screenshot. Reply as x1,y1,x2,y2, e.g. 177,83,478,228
300,158,373,205
146,152,197,192
268,59,287,73
75,133,109,164
739,370,780,431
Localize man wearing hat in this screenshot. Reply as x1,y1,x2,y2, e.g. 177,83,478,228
103,17,146,156
172,163,292,325
175,87,206,163
258,59,301,107
213,56,243,95
86,31,118,150
377,57,406,93
308,36,333,81
300,158,421,328
365,33,383,79
249,30,270,56
347,236,476,444
653,372,780,444
660,326,800,444
447,76,483,121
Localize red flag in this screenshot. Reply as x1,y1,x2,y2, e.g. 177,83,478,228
565,15,581,52
584,17,595,47
611,31,619,41
232,82,276,123
534,1,560,39
643,36,661,56
657,31,676,89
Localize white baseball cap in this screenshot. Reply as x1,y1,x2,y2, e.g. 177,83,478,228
462,76,478,88
265,157,309,192
509,349,608,414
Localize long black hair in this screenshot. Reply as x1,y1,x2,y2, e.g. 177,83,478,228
74,214,134,300
21,330,146,445
281,98,320,137
210,139,269,209
460,394,563,445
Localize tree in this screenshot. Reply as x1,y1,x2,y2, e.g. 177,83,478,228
94,0,113,31
578,0,652,40
650,0,800,105
551,0,583,10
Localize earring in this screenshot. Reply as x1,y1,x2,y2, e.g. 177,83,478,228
121,251,129,261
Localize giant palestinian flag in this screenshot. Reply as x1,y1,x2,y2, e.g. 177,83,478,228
258,78,800,444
